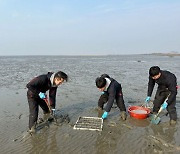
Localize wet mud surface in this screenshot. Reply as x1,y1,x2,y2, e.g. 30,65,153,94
0,55,180,154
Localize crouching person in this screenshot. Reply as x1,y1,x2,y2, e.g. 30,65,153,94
95,74,127,120
27,71,68,133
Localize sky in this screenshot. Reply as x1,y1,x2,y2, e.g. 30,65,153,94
0,0,180,55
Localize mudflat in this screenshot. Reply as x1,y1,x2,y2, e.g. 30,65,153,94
0,55,180,154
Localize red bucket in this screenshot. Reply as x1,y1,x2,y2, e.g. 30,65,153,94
128,106,151,119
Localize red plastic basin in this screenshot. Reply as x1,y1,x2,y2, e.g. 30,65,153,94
128,106,151,119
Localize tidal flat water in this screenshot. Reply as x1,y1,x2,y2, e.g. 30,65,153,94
0,55,180,154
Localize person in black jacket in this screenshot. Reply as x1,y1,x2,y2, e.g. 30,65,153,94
27,71,68,132
95,74,127,120
145,66,178,125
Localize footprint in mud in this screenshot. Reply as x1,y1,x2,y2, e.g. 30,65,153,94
13,113,71,142
56,114,70,124
33,113,71,132
38,113,71,125
147,135,180,152
13,131,32,142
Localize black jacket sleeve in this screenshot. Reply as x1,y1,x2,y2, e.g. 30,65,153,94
49,87,57,108
166,76,177,104
147,76,155,97
105,86,116,112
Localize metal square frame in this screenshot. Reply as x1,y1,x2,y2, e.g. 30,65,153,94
73,116,103,131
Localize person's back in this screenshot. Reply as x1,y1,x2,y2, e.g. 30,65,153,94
27,72,53,96
154,70,176,87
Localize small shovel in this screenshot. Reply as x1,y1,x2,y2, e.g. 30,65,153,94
151,106,163,124
44,98,57,123
151,94,170,124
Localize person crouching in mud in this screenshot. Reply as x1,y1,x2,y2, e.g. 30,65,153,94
95,74,127,120
145,66,178,125
26,71,68,133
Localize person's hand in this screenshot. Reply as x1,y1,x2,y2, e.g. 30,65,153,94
102,111,108,119
39,92,46,99
145,96,151,103
161,101,168,110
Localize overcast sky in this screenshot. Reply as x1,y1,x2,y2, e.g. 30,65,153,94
0,0,180,55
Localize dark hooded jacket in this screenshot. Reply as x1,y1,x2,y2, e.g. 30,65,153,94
26,72,57,108
104,78,123,112
147,70,177,104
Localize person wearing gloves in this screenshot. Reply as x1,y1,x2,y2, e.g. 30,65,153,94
95,74,127,120
145,66,178,125
26,71,68,133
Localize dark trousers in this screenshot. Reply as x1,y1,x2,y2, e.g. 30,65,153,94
27,90,49,129
98,91,126,112
153,88,177,121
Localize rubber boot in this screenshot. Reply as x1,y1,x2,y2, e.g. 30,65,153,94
29,124,36,134
170,119,177,125
120,111,127,121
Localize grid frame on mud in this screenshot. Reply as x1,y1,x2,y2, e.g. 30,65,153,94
73,116,103,131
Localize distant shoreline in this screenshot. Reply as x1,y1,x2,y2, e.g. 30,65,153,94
149,52,180,57
0,52,179,57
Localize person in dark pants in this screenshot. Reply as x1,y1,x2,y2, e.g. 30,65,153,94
145,66,178,125
95,74,127,120
27,71,68,133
